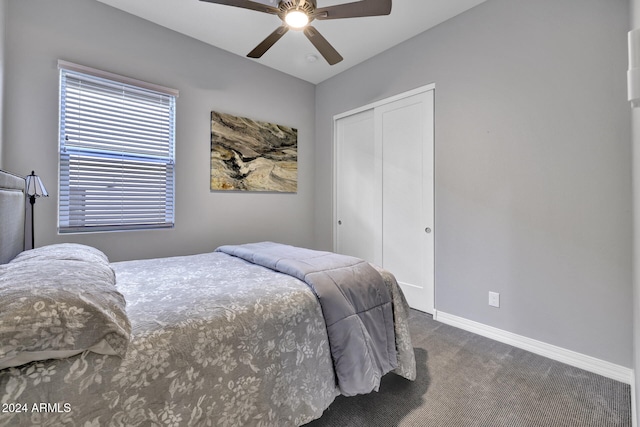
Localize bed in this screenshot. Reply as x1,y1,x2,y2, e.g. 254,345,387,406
0,169,416,427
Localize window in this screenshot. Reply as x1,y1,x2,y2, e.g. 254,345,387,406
58,61,178,233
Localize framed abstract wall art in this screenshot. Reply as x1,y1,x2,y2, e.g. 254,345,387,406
210,111,298,192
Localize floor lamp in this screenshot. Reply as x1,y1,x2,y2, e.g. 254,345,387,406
25,171,48,249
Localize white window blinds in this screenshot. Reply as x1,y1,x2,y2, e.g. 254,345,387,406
58,62,177,233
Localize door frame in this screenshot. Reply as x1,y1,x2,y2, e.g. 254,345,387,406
332,83,436,312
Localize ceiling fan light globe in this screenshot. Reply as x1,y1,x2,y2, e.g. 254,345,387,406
285,10,309,29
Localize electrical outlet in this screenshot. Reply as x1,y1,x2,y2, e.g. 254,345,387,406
489,291,500,308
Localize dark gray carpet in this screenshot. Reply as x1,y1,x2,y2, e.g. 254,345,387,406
306,310,631,427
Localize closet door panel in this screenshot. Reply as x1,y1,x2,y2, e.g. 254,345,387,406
335,109,381,264
378,91,434,313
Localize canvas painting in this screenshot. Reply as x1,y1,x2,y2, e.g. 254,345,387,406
210,111,298,192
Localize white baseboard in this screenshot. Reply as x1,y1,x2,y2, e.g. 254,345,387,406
433,310,633,385
632,370,637,427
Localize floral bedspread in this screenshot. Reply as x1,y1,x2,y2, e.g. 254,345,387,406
0,251,415,427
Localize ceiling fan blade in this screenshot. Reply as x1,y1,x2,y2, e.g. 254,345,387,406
315,0,391,20
247,25,289,58
303,26,343,65
199,0,279,14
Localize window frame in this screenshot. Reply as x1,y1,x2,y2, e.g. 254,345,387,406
57,60,178,234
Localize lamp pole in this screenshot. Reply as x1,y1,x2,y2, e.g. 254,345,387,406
29,192,36,249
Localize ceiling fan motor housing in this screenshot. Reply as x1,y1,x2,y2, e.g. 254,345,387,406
279,0,316,17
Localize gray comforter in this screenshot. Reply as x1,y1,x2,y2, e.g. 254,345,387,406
0,246,415,426
216,242,398,396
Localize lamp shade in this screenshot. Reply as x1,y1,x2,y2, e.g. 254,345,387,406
25,171,48,198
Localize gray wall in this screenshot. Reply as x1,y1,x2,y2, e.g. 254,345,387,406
0,0,5,168
315,0,632,367
632,0,640,421
3,0,316,262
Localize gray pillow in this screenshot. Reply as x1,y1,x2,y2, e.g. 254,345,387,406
0,246,130,370
10,243,110,265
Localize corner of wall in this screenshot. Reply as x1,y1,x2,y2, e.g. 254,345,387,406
0,0,6,169
632,0,640,423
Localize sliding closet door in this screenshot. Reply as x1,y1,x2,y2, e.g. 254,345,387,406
335,109,382,265
334,86,434,313
377,90,434,314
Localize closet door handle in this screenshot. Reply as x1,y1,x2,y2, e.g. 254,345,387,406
425,227,432,233
338,220,342,225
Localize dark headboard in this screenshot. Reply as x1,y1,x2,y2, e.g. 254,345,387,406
0,170,26,264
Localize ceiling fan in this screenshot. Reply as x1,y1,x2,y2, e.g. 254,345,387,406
199,0,392,65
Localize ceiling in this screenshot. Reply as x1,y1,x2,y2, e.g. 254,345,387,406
95,0,486,84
